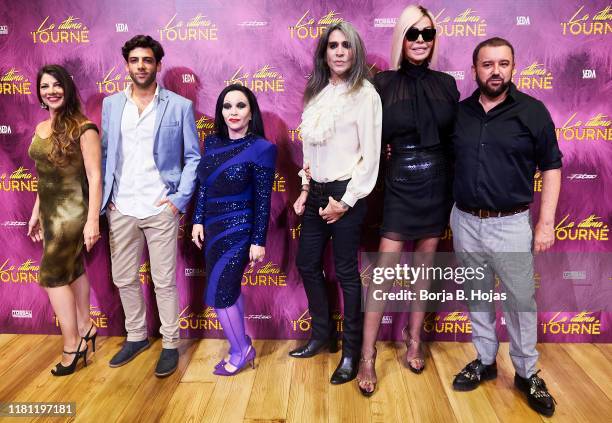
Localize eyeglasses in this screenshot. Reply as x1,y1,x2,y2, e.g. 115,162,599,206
405,27,436,42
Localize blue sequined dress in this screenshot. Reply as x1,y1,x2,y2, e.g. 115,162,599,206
193,133,277,308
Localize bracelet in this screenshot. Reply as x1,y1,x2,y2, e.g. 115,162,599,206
301,188,309,193
339,200,350,210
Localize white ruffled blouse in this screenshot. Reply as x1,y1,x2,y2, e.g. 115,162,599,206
299,79,382,207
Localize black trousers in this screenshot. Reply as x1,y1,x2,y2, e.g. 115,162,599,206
296,180,366,356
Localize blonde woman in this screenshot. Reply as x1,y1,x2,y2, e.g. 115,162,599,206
356,5,459,396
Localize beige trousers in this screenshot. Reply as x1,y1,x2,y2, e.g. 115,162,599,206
107,206,180,349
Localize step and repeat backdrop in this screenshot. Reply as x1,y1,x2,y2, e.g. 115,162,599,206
0,0,610,342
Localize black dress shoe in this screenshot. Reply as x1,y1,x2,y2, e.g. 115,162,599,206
155,348,179,378
514,370,556,416
452,359,497,391
109,339,150,368
330,355,359,385
289,338,338,358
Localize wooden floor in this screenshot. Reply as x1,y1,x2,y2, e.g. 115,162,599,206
0,335,609,422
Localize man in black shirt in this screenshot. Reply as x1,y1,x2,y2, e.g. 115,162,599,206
450,37,561,417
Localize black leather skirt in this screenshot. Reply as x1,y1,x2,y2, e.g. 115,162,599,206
381,144,453,240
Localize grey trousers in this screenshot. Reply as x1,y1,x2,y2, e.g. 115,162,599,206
107,206,180,349
450,204,538,378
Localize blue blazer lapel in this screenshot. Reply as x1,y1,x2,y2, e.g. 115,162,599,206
153,88,170,152
112,94,127,161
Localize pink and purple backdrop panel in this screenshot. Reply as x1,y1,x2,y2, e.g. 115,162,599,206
0,0,610,342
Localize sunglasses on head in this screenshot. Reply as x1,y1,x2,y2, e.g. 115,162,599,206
405,27,436,42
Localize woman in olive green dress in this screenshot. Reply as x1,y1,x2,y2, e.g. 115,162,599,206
28,64,102,376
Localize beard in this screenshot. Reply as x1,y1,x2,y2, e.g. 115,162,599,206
476,74,511,98
130,71,157,89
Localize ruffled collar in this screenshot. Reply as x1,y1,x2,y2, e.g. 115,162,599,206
300,82,354,146
399,60,429,79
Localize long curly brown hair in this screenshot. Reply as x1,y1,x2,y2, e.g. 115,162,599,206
36,65,87,167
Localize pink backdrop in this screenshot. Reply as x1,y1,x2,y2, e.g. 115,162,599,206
0,0,610,342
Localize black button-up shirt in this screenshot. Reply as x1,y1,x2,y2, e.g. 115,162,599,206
452,83,562,211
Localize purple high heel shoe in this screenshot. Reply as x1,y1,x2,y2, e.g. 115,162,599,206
213,345,256,376
215,335,252,369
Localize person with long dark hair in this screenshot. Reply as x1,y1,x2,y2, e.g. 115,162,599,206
28,64,102,375
289,22,382,385
356,5,459,396
192,84,277,376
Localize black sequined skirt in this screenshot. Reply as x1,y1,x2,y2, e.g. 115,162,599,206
381,144,453,240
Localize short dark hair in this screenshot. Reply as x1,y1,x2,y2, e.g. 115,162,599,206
122,35,165,63
214,84,265,139
472,37,515,65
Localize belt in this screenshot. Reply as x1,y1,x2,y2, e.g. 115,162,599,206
457,204,529,219
310,179,349,192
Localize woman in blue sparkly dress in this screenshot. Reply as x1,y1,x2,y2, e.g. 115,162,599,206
192,84,277,376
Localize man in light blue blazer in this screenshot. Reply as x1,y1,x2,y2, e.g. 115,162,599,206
101,35,200,377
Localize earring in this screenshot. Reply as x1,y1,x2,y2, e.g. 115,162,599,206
40,102,48,110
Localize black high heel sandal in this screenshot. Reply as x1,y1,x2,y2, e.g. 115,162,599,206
83,324,97,353
51,338,88,377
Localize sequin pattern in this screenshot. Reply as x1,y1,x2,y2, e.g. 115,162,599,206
193,133,277,308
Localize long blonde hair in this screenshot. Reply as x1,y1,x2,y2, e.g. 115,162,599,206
389,5,438,70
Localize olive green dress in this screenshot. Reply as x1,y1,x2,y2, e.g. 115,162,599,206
28,122,98,287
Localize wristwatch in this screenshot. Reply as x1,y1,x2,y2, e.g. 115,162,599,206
339,200,350,210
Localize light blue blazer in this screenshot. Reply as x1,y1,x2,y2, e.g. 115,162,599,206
101,86,201,213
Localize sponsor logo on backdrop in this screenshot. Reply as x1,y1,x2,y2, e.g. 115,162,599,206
290,224,301,239
181,73,195,84
115,23,128,33
556,112,611,142
555,214,609,241
0,167,38,192
516,16,531,26
139,260,151,285
0,125,11,134
178,306,222,330
288,126,302,143
159,13,218,42
196,114,215,142
541,311,601,335
2,221,27,227
443,70,465,80
567,173,597,180
291,309,343,332
373,18,396,28
238,21,268,28
12,309,32,318
246,314,272,320
273,172,286,193
0,68,32,95
423,311,472,334
561,5,612,36
582,69,597,79
534,170,542,192
0,258,39,284
289,10,343,40
55,305,108,328
0,25,8,35
563,270,586,280
96,67,131,94
381,315,393,324
242,261,287,287
513,62,553,90
433,8,487,37
31,16,90,44
224,65,284,93
185,268,205,277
